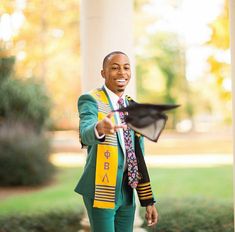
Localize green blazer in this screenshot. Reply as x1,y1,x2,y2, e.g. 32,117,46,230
74,87,145,204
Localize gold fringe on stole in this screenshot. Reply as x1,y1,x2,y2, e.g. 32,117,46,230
90,88,118,209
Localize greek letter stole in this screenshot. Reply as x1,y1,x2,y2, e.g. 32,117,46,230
90,88,118,209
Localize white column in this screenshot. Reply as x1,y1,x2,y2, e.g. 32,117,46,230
80,0,136,97
229,0,235,229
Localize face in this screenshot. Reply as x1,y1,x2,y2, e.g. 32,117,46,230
101,54,131,97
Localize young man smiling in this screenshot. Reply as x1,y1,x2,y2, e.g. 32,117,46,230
75,51,158,232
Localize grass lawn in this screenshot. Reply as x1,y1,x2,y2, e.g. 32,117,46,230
0,165,233,216
150,165,233,201
0,167,83,215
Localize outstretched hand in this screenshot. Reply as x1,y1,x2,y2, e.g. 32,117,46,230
96,112,127,135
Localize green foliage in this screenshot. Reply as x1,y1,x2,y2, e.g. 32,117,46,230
136,33,181,102
0,122,55,186
0,56,53,186
1,0,81,129
136,32,192,128
0,56,15,82
0,198,233,232
0,210,82,232
134,0,232,128
0,78,51,131
142,198,234,232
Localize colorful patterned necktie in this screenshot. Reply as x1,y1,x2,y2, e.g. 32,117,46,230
118,97,139,188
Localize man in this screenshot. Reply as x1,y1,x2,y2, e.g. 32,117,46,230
75,51,158,232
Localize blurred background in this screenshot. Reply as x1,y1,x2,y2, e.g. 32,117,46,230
0,0,233,231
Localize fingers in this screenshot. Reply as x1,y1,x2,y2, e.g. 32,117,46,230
108,124,126,134
151,215,158,225
105,112,127,134
102,122,115,134
100,113,114,134
145,212,153,226
145,205,158,227
114,124,127,131
106,112,114,119
98,112,127,135
147,214,158,226
146,217,157,227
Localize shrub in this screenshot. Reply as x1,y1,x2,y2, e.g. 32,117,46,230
0,198,233,232
0,122,55,186
141,197,234,232
0,56,15,82
0,210,82,232
0,78,51,132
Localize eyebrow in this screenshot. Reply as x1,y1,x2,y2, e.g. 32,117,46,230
111,63,130,66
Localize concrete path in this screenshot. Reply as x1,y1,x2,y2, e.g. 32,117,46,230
49,130,233,168
50,152,233,168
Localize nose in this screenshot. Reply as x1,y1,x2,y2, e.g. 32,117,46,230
118,67,125,74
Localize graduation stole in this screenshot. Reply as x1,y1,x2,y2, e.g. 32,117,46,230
90,88,118,209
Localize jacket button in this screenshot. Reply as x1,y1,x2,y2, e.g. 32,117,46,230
118,165,123,169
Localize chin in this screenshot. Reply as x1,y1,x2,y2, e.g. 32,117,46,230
117,87,126,92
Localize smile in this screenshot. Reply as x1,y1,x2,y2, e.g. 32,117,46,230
117,79,126,83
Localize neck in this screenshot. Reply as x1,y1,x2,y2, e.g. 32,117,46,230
104,85,125,97
116,91,124,97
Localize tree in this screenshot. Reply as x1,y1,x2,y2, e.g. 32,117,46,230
134,0,192,128
135,32,192,128
0,55,54,186
206,0,231,124
1,0,81,129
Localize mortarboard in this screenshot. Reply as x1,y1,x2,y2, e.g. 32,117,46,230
114,102,180,142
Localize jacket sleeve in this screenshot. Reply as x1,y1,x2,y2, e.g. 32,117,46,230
78,93,105,146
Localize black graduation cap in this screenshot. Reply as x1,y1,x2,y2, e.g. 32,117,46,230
114,102,180,142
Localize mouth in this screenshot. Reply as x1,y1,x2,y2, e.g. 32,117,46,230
116,79,127,85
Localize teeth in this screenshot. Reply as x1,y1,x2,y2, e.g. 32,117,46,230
117,79,125,82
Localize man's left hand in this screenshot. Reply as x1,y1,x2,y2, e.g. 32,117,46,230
145,204,158,227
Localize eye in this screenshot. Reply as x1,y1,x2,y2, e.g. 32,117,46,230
124,66,130,70
111,66,119,70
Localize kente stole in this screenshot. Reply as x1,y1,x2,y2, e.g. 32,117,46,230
90,88,118,209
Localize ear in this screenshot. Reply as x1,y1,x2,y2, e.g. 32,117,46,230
101,70,105,78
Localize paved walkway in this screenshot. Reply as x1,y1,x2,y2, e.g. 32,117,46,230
50,152,233,168
49,130,233,168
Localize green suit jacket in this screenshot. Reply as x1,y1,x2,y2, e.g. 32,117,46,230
74,87,145,204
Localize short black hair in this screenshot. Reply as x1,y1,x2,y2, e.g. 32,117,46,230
102,51,128,69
